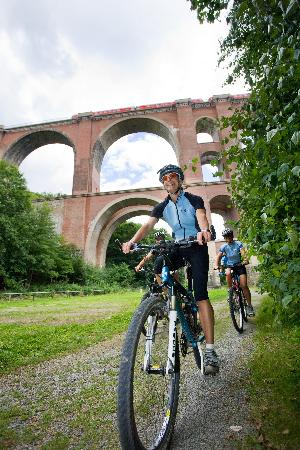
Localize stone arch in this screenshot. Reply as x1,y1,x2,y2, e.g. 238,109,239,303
85,193,162,266
209,194,239,231
201,151,223,181
91,117,179,175
3,129,75,165
195,117,219,142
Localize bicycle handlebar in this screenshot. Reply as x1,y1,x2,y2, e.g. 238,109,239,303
127,238,201,254
116,224,216,255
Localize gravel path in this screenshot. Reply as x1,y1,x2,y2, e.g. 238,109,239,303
171,320,256,449
1,299,260,449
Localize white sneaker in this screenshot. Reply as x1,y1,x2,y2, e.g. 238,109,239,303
246,305,255,317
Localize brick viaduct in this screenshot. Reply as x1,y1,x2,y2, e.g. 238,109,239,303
0,94,247,273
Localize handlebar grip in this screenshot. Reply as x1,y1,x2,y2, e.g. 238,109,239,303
210,225,216,241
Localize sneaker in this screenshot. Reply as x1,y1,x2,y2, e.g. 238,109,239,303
204,349,219,375
246,305,255,317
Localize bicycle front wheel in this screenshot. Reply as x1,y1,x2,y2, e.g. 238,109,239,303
240,290,248,322
118,294,180,450
228,287,244,333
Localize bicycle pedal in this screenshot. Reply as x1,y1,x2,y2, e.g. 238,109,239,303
147,365,165,375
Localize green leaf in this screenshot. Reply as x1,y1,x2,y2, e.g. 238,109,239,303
291,166,300,177
266,129,278,142
287,112,296,123
291,131,300,145
287,229,299,248
277,163,289,176
282,295,293,307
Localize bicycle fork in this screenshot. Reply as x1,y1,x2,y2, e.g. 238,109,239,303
143,314,158,372
166,295,177,375
143,295,178,376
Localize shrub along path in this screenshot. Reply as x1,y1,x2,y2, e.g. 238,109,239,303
1,294,264,449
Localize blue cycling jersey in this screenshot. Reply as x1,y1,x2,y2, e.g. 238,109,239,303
219,241,243,266
151,190,205,240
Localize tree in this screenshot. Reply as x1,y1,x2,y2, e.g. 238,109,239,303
106,222,141,267
188,0,300,321
106,221,171,269
0,161,87,288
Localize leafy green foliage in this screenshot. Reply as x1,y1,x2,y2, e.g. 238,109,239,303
0,161,86,289
0,161,137,291
188,0,300,321
106,221,141,267
247,296,300,449
189,0,229,24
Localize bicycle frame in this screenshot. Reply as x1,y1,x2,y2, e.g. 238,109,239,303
144,255,205,376
231,270,240,290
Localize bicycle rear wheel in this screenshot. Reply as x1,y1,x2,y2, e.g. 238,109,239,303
190,310,204,373
118,294,180,450
228,287,244,333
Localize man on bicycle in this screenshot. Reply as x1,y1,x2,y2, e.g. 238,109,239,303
214,228,255,316
135,231,165,273
135,230,181,284
122,164,219,374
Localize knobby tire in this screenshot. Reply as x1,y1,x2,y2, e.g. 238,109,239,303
118,294,180,450
240,290,248,322
228,287,244,333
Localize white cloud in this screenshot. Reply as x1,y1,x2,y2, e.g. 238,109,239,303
1,0,244,239
100,133,177,191
0,0,246,126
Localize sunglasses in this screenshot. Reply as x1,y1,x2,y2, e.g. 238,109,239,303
162,172,179,182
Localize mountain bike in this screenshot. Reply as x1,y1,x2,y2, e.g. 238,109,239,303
227,264,248,333
117,238,208,450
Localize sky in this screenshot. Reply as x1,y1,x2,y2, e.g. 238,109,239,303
0,0,246,236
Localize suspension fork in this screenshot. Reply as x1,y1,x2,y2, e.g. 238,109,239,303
166,285,178,374
143,313,157,371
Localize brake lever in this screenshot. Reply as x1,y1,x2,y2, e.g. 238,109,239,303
115,239,123,250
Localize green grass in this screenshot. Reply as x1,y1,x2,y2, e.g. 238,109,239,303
0,311,135,374
209,286,228,302
0,291,142,324
244,296,300,449
0,291,142,374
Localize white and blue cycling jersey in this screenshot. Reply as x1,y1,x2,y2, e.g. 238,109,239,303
219,241,243,267
151,190,205,240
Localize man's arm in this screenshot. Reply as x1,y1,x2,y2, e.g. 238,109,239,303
195,208,211,245
135,251,153,272
214,252,223,270
122,217,158,253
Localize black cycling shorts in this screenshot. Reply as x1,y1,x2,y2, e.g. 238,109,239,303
153,253,184,274
154,244,209,301
228,264,247,276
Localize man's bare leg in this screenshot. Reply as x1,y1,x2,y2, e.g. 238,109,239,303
197,299,214,343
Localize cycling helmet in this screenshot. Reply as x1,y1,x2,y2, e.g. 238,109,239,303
157,164,184,183
222,228,234,238
154,231,165,240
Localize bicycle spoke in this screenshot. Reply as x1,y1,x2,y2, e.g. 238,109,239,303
118,294,180,450
134,315,176,447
